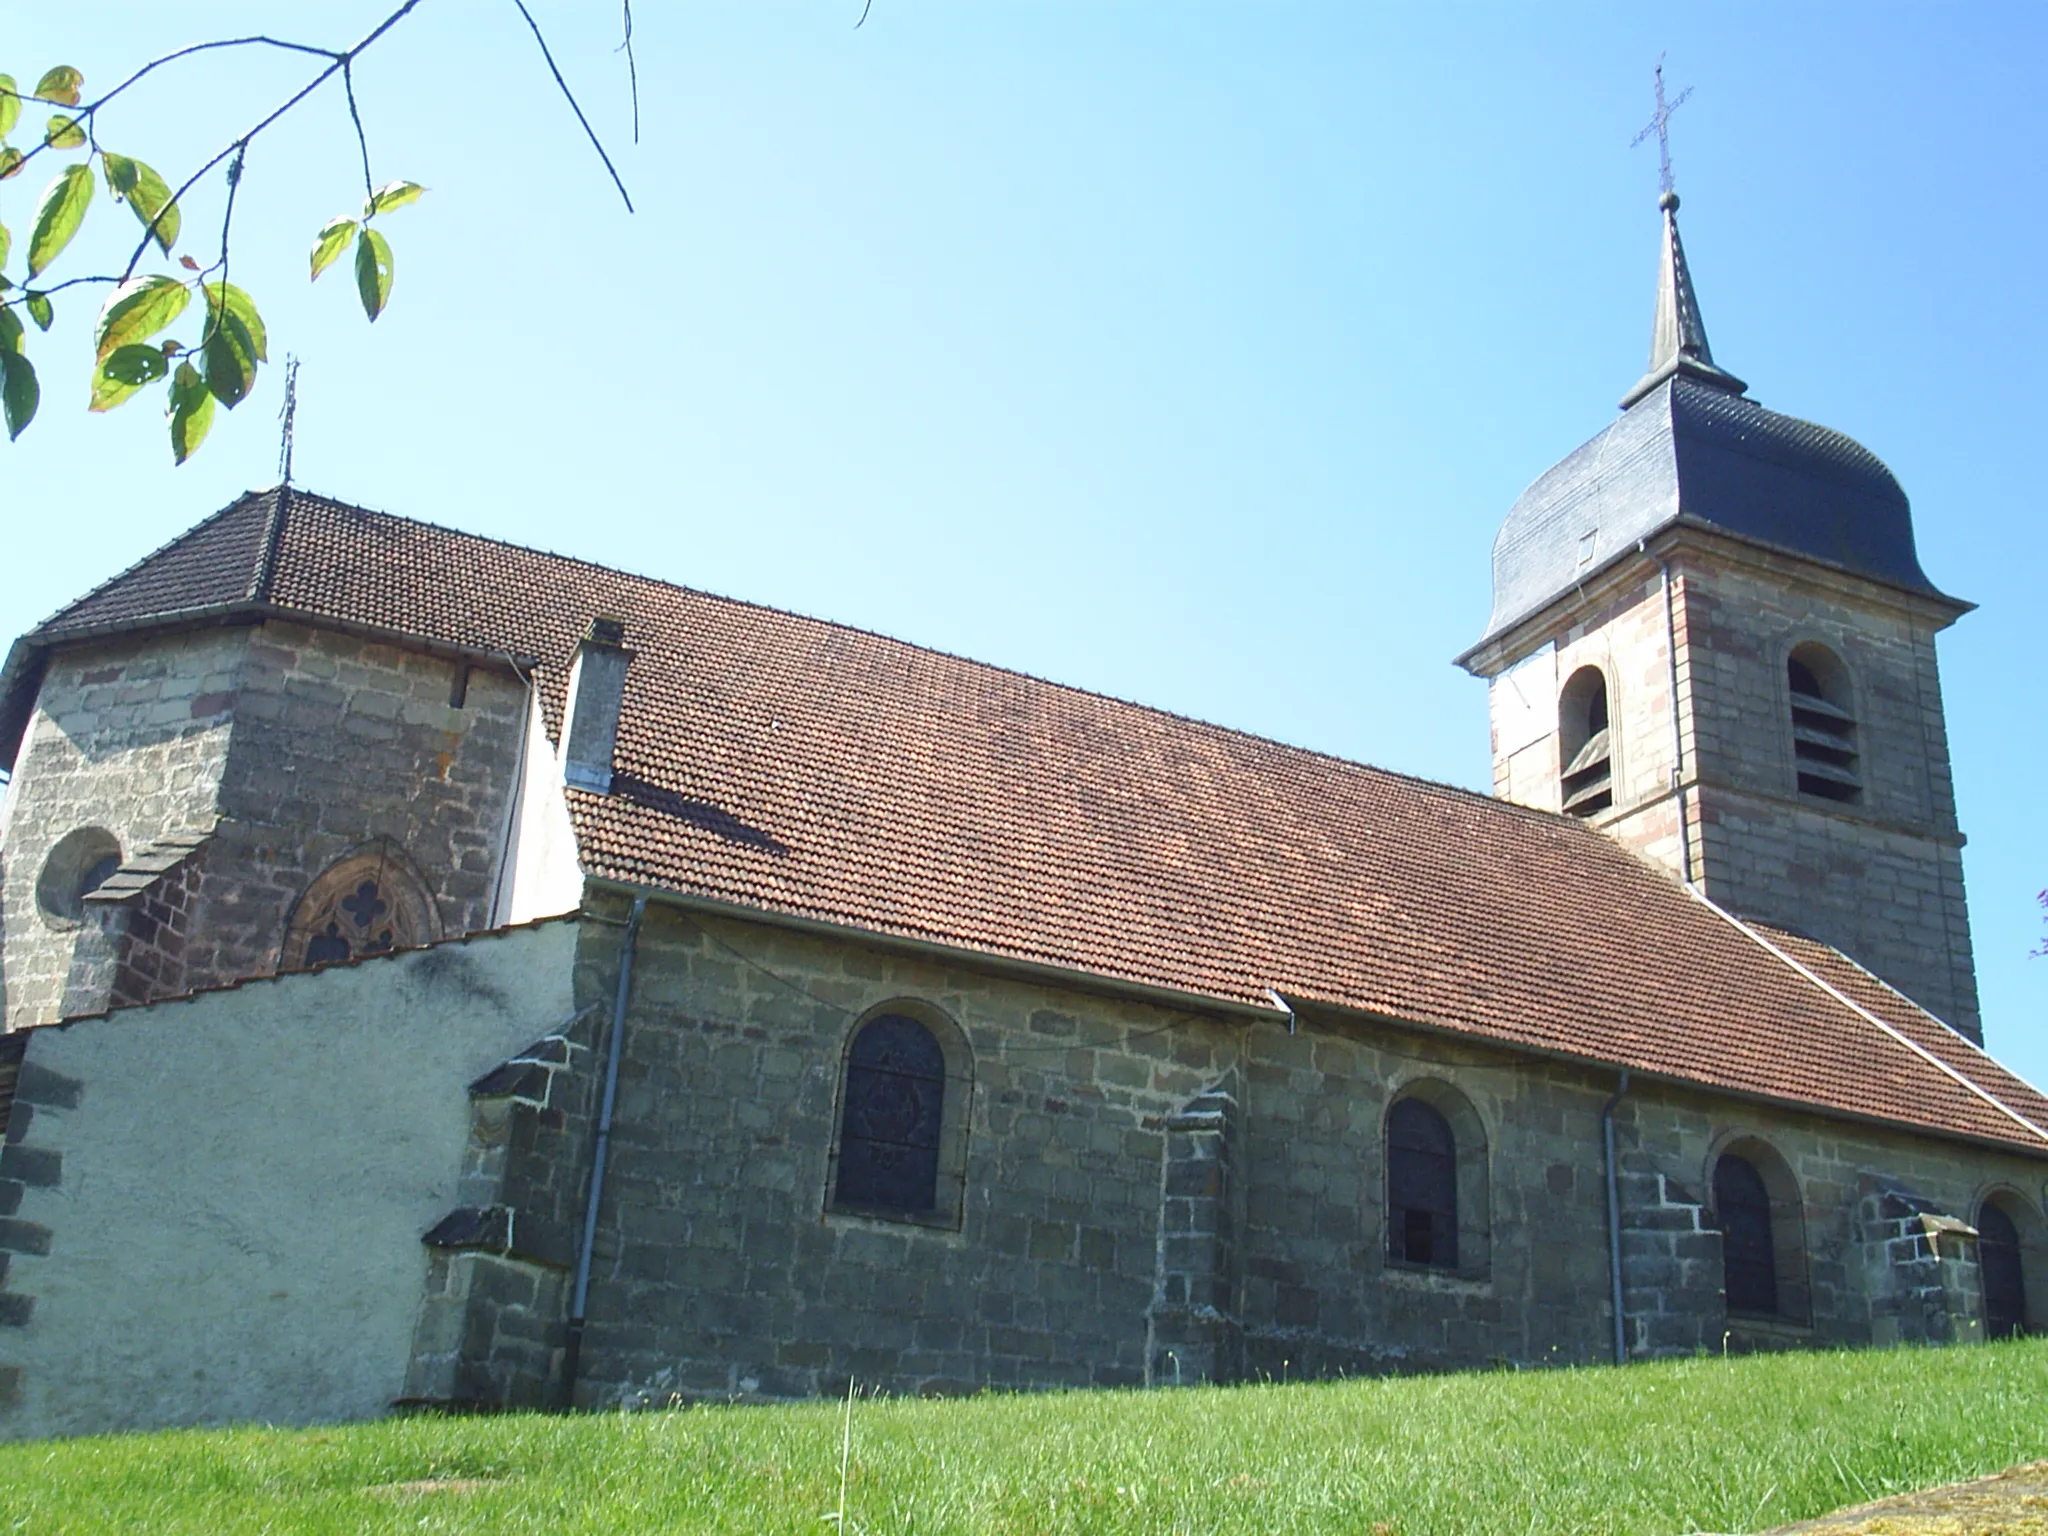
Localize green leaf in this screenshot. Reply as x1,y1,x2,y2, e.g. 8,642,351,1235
167,359,214,463
44,114,86,151
34,66,83,106
0,148,23,182
26,163,92,276
0,75,19,140
201,280,267,362
93,275,189,363
0,218,9,272
1,349,38,440
90,342,168,412
0,305,22,354
310,216,356,281
354,226,393,321
24,291,51,330
103,152,179,254
363,179,426,217
201,310,259,409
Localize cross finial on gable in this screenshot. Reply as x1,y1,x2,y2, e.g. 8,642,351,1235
1630,55,1693,196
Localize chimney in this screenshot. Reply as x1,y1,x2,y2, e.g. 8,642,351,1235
559,617,634,793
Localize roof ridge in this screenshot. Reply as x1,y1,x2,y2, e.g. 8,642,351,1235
33,489,271,633
1694,889,2048,1147
281,488,1581,831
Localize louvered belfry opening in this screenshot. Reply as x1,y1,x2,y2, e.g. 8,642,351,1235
1979,1201,2028,1340
1787,643,1862,803
1558,666,1614,817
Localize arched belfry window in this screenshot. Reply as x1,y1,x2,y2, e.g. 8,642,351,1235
1558,666,1614,817
1711,1139,1809,1323
1787,642,1861,803
1387,1097,1458,1268
828,1003,973,1227
280,845,441,972
1979,1199,2028,1340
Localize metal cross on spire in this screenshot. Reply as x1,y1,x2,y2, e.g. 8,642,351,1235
276,355,301,485
1630,55,1693,195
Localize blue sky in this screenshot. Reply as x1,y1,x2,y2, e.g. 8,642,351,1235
4,3,2045,1079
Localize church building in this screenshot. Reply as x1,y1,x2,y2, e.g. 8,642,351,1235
0,191,2041,1439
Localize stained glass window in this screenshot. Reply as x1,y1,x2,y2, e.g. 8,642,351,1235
1980,1202,2027,1340
1715,1154,1778,1315
1388,1097,1458,1268
834,1014,945,1214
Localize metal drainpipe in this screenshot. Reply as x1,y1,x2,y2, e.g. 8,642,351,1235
1601,1069,1632,1366
560,893,646,1405
1650,547,1696,886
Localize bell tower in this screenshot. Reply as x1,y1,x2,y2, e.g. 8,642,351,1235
1456,190,1982,1040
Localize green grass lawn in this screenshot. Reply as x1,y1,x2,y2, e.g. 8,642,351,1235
2,1340,2044,1535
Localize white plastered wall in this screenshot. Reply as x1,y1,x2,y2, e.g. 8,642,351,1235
496,689,585,926
0,915,579,1441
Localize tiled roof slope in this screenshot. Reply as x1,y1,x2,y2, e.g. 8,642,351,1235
14,489,2048,1156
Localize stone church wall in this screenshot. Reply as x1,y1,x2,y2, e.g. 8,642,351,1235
461,896,2048,1408
200,621,527,986
1678,556,1978,1038
0,629,244,1030
0,917,579,1441
1,620,529,1030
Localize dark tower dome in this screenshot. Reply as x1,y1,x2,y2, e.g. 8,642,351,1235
1472,192,1954,648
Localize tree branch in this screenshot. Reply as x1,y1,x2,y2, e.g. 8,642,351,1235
511,0,634,212
619,0,640,145
1,35,343,180
122,0,430,280
343,60,375,199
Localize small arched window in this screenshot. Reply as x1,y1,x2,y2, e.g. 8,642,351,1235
834,1013,947,1215
1979,1200,2028,1340
1714,1154,1777,1315
1787,642,1861,803
1558,666,1613,817
1387,1097,1458,1268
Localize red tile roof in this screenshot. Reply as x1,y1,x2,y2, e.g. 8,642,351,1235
11,488,2047,1156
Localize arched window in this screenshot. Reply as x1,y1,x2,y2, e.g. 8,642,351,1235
1711,1139,1809,1323
1714,1154,1777,1315
834,1013,947,1215
1558,666,1613,817
280,845,440,972
1387,1097,1458,1268
1787,642,1861,803
1980,1200,2028,1340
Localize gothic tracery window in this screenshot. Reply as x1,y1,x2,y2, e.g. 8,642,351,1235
282,848,439,973
833,1013,946,1215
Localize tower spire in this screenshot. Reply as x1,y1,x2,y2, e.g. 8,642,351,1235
1619,65,1746,409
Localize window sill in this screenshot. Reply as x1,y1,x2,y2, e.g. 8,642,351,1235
823,1202,965,1237
1382,1259,1492,1290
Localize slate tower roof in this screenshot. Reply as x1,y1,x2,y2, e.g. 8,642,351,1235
1472,192,1962,651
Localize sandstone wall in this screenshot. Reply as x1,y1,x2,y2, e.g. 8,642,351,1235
0,630,243,1029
